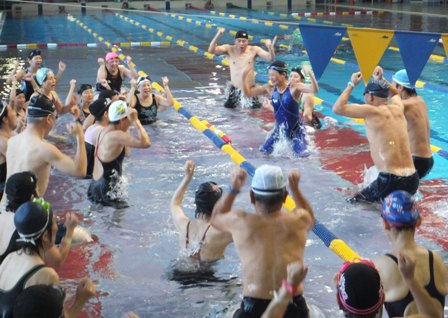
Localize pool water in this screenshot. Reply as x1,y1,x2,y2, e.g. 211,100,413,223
0,5,447,317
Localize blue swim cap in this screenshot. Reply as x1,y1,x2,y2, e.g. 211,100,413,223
381,191,419,227
36,67,52,86
392,69,413,89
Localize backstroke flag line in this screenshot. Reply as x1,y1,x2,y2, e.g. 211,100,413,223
394,31,441,88
347,28,394,85
298,24,346,80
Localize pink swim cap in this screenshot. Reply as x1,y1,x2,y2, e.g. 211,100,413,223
105,52,118,62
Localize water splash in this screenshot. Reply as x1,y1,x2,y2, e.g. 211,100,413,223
106,170,129,201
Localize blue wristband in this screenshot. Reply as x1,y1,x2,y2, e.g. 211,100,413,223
227,185,240,195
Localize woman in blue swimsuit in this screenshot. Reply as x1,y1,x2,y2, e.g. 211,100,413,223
242,61,319,157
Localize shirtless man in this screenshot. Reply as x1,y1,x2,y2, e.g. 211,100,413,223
96,52,138,93
333,71,419,203
211,165,314,317
5,94,87,197
208,28,277,108
391,69,433,179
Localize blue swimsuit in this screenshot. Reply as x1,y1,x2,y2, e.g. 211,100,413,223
260,86,308,156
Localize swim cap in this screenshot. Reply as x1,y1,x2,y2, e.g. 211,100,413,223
108,100,129,122
14,284,64,318
381,190,419,227
392,69,413,89
36,67,52,86
14,201,53,246
337,261,384,316
89,98,110,118
251,165,286,196
268,61,288,74
291,67,305,80
27,95,57,118
137,76,151,87
98,89,120,100
195,182,223,216
363,79,389,99
28,49,41,60
105,52,119,62
77,83,93,95
5,171,38,203
235,30,249,39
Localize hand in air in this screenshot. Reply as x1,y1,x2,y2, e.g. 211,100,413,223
230,168,247,192
75,278,96,303
287,261,308,286
64,211,79,232
69,79,76,88
67,122,83,137
162,76,169,87
351,72,362,86
58,61,66,73
398,251,416,283
288,170,301,188
373,66,383,80
184,160,196,179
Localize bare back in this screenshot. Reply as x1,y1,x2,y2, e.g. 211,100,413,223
6,131,54,196
230,209,308,299
402,96,432,158
364,102,415,176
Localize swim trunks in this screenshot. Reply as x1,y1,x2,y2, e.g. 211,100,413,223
349,171,419,203
233,295,309,318
412,156,433,179
224,84,261,109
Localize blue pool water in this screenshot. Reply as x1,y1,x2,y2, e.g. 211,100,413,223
1,5,447,317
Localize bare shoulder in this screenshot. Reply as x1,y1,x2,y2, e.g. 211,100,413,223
26,266,59,287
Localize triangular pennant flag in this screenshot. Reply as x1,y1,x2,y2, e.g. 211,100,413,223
347,28,394,84
394,31,440,88
298,24,346,80
441,34,448,59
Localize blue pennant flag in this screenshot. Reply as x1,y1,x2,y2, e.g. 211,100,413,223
298,24,346,80
394,31,440,87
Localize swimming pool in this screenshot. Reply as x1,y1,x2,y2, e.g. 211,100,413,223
1,4,447,317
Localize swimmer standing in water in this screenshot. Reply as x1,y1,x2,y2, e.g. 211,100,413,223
242,61,319,157
208,29,277,108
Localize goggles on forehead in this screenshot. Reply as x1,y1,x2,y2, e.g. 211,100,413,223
268,65,287,74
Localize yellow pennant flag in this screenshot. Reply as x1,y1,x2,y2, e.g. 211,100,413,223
442,34,448,58
347,28,394,84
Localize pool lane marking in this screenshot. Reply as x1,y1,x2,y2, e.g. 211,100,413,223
69,14,363,263
0,41,171,50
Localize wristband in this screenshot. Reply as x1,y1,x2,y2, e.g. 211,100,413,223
227,185,240,195
347,81,355,88
282,279,299,295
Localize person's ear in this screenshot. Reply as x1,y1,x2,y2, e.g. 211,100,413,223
382,217,391,230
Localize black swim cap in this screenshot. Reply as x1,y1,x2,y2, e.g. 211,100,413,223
5,171,38,204
78,84,93,95
28,49,41,60
14,201,53,246
195,182,222,217
14,284,64,318
235,30,249,39
15,88,25,97
268,61,288,74
291,67,305,80
89,98,110,118
364,79,389,99
27,95,56,118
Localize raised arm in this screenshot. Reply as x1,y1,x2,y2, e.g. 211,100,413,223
256,35,277,61
128,78,137,107
287,170,314,230
208,28,229,55
44,212,78,267
113,109,151,148
47,122,87,178
211,168,246,232
64,278,96,318
96,59,111,91
262,261,308,318
155,76,173,111
398,252,443,318
242,68,270,98
55,61,66,83
122,56,138,80
170,161,194,231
